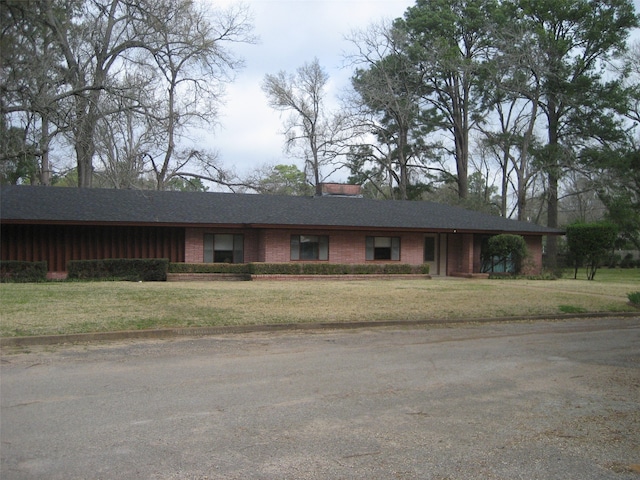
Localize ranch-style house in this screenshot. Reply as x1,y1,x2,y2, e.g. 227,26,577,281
0,184,562,279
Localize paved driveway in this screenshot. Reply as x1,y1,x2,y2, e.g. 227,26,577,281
1,317,639,479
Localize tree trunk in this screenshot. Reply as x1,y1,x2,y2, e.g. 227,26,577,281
545,102,560,269
546,170,559,268
398,128,409,200
40,116,51,186
451,74,469,200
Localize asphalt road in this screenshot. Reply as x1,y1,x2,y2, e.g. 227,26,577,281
1,317,639,480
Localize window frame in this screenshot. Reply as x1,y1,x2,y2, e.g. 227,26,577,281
365,236,400,261
424,236,436,262
290,234,329,261
203,233,244,263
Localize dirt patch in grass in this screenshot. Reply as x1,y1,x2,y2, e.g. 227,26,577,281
1,275,638,337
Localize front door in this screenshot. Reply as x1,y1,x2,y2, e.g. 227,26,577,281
424,234,438,275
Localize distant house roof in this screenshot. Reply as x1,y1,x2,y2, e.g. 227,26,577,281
0,185,562,235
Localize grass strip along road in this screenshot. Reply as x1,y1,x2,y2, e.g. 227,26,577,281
1,269,638,338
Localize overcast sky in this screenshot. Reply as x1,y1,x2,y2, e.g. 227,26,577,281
200,0,640,187
198,0,414,183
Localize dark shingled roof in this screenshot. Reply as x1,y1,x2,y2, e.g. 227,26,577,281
0,185,562,235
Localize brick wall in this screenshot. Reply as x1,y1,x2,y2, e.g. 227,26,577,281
523,235,543,275
262,230,291,262
185,228,203,263
184,227,546,274
186,228,430,265
185,228,260,263
261,229,427,265
446,233,478,275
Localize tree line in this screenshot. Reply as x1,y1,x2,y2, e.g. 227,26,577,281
2,0,639,255
1,0,255,190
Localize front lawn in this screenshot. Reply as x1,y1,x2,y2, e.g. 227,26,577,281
1,269,637,337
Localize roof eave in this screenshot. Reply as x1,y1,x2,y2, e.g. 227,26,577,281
1,218,564,235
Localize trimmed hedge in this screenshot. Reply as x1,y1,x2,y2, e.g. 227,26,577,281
67,259,169,281
250,263,303,275
0,261,48,283
170,262,430,276
299,263,351,275
168,263,251,274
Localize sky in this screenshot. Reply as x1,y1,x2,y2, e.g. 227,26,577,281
200,0,640,187
198,0,415,182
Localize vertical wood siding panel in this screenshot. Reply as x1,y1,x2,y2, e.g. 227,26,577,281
49,227,58,270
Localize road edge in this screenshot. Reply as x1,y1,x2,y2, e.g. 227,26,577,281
1,312,639,347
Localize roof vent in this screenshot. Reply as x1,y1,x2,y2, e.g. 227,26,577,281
319,183,363,198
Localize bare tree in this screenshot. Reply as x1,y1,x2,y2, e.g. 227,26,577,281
621,40,640,126
2,0,254,189
479,101,544,220
1,0,66,185
345,21,438,200
37,0,156,187
473,18,546,220
143,0,254,190
263,58,341,196
93,74,156,189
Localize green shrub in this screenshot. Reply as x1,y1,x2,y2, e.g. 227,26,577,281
0,261,48,283
482,234,528,274
300,263,351,275
566,222,619,280
382,263,413,274
489,272,558,280
249,263,302,275
348,264,378,274
167,262,430,276
67,259,169,281
628,292,640,305
169,263,251,274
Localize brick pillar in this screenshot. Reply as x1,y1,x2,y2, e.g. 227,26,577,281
460,234,474,274
523,235,543,275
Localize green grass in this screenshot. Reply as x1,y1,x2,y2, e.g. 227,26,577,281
558,305,588,314
0,268,638,337
564,267,640,284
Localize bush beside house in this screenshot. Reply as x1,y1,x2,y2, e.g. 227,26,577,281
481,234,528,275
67,259,169,281
172,262,430,276
1,260,430,282
0,261,48,282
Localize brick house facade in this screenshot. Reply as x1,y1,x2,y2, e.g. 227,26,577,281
1,186,561,278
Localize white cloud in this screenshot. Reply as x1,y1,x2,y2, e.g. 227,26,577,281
199,0,414,180
204,0,640,184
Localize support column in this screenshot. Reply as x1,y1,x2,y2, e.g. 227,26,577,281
460,234,474,274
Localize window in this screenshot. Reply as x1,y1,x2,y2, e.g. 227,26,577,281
291,235,329,261
366,236,400,261
424,236,436,262
204,234,244,263
480,235,514,273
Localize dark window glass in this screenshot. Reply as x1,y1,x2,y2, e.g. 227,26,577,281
424,237,435,262
204,234,243,263
366,236,400,261
291,235,328,260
